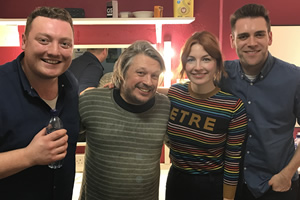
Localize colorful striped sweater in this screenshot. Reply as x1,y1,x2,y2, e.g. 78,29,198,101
167,82,247,198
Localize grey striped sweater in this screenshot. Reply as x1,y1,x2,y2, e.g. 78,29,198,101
79,88,170,200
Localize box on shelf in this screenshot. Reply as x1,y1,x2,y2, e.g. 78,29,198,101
106,0,118,18
173,0,194,17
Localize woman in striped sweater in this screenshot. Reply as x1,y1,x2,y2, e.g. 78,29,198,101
165,31,248,200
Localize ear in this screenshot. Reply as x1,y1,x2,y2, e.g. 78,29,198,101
21,33,26,50
268,31,272,46
230,33,235,49
104,48,108,56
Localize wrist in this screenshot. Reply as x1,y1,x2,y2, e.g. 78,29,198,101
23,146,35,167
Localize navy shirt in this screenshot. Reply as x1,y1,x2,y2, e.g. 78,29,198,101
220,53,300,198
69,51,104,93
0,52,80,200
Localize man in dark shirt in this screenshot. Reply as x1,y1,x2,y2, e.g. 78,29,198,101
0,7,80,200
220,3,300,200
69,48,107,94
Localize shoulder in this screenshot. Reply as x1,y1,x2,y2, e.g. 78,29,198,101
218,90,244,104
155,92,170,103
224,60,240,71
154,92,171,112
217,90,246,112
80,87,111,100
0,53,21,73
273,57,300,72
270,57,300,85
0,60,15,77
218,89,241,99
169,82,188,91
0,53,23,83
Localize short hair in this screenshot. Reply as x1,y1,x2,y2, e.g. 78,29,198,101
179,31,227,84
112,40,165,88
87,48,106,54
230,4,271,33
25,6,73,36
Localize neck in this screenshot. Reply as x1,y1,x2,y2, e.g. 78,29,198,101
241,54,268,76
33,79,59,100
190,82,216,95
242,64,263,76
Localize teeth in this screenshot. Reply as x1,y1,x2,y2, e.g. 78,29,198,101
44,60,59,64
140,88,150,92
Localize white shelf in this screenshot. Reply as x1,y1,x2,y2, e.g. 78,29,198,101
0,17,195,43
0,17,194,25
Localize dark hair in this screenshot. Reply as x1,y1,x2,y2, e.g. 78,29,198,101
179,31,226,84
230,4,271,33
112,40,165,88
25,6,73,36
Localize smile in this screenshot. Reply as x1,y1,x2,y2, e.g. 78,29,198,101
192,72,207,77
42,59,61,64
244,50,260,54
139,88,151,93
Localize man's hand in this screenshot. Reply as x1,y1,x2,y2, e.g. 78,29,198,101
103,82,114,89
268,172,291,192
0,128,68,179
25,128,68,166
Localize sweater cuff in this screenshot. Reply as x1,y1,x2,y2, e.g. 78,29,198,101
223,184,237,199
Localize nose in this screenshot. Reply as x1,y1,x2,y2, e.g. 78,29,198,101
47,42,60,56
143,74,153,86
194,60,204,70
248,36,258,46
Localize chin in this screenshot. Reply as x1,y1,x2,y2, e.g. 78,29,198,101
136,94,154,104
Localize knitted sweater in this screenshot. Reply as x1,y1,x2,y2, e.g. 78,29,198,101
79,88,170,200
167,82,247,199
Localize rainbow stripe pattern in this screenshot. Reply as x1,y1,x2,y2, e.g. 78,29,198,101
167,82,247,186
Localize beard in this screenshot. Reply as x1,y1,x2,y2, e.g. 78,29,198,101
121,83,156,105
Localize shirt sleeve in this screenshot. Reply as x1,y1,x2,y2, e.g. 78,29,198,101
78,63,104,93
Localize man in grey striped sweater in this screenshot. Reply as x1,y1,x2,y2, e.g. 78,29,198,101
79,40,170,200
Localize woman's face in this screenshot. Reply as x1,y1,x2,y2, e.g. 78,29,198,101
185,43,217,93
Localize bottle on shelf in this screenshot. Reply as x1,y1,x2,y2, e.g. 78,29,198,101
46,109,64,169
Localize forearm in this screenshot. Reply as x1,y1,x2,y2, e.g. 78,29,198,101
0,148,33,179
280,146,300,179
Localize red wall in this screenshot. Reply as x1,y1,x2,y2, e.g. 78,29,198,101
1,0,300,75
0,0,219,72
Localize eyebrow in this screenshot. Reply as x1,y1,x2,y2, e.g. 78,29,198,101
36,33,73,41
238,30,266,35
255,30,267,34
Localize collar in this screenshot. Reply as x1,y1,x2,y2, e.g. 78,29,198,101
17,52,73,98
238,52,275,82
113,88,155,113
188,82,220,99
